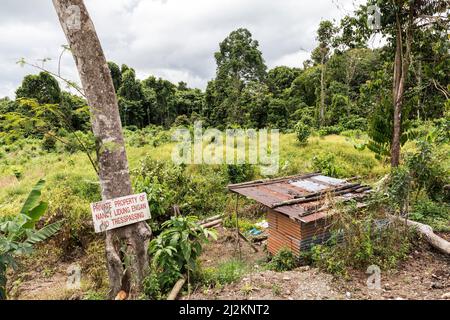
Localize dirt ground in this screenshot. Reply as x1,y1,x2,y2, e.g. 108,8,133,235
188,228,450,300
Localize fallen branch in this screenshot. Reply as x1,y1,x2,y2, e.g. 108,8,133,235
198,215,222,225
167,276,186,301
389,215,450,256
200,219,223,229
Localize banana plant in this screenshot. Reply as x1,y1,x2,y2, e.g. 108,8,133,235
0,179,62,300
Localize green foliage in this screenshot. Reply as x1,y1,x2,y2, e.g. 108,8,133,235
317,125,343,137
410,199,450,232
201,260,247,287
387,166,412,214
226,163,255,184
294,121,311,146
306,197,413,277
133,159,227,227
267,248,298,272
0,180,62,299
312,153,342,177
406,140,449,202
83,240,108,290
15,72,61,104
148,216,216,295
41,132,56,152
142,266,163,300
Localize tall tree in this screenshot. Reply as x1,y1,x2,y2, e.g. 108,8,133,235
16,72,62,104
213,28,267,126
369,0,449,166
312,20,337,126
52,0,151,298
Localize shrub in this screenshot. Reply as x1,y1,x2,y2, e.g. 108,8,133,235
42,132,57,152
226,163,255,184
341,116,367,131
201,260,247,287
0,180,62,300
340,129,364,139
267,248,298,272
306,197,414,277
410,199,450,232
173,115,190,127
294,121,311,146
142,266,163,300
406,141,449,202
312,153,342,178
83,240,108,290
148,216,216,294
317,125,343,137
63,131,96,154
133,159,227,227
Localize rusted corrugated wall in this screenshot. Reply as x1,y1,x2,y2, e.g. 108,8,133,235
267,210,331,256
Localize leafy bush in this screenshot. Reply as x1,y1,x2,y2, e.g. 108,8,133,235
410,200,450,232
341,116,367,131
147,216,216,295
312,153,342,178
340,129,364,139
317,125,343,137
306,197,413,277
226,163,255,184
201,260,247,287
0,180,62,299
142,266,163,300
294,121,311,146
133,159,227,228
406,141,448,202
267,248,297,272
62,131,96,154
387,166,411,214
42,132,56,152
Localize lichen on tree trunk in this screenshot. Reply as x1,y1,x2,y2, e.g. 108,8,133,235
52,0,151,299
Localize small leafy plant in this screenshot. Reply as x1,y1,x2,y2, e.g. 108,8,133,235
0,179,62,300
147,216,216,298
267,248,298,272
294,121,311,146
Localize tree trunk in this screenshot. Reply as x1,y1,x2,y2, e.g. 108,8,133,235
389,215,450,256
319,53,326,126
391,7,412,168
52,0,151,299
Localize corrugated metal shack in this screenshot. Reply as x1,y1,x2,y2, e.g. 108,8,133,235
228,173,371,256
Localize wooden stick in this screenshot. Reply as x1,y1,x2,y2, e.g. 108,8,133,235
200,219,223,228
198,215,222,225
235,194,242,259
167,277,186,300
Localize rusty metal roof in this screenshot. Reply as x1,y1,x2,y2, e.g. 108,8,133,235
228,173,371,224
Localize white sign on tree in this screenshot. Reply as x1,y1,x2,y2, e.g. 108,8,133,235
91,193,151,233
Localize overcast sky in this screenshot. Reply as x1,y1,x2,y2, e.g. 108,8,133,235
0,0,366,98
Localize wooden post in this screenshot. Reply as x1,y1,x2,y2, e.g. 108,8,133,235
235,194,242,259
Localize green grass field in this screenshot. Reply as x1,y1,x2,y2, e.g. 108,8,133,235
0,132,388,218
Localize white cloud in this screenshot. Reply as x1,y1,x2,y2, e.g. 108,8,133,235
0,0,366,98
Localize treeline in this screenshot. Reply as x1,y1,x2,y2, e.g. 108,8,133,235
0,1,448,144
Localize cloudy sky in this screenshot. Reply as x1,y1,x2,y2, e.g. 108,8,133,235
0,0,366,98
